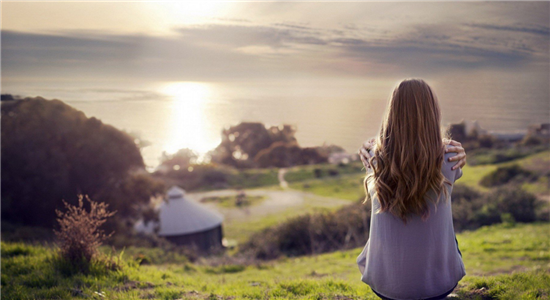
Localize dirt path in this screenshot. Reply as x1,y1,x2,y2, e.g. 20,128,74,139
186,167,350,225
187,188,350,223
278,168,289,189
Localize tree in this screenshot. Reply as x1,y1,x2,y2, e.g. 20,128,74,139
159,148,198,170
1,97,164,231
447,121,467,143
209,122,297,168
254,141,327,168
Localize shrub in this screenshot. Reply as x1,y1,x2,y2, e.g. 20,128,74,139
480,164,534,187
54,195,116,270
243,184,543,260
451,185,485,231
519,133,544,146
482,186,541,223
328,169,339,176
240,200,370,260
467,145,548,166
452,184,543,231
314,168,323,178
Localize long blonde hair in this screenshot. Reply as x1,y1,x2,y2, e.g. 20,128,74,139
364,78,452,223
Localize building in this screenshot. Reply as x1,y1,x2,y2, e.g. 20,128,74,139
135,186,224,252
528,123,550,138
328,152,354,164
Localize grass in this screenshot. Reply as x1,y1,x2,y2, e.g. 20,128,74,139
3,149,548,299
222,195,347,244
458,223,550,275
227,168,280,189
467,145,549,166
284,161,365,183
3,223,549,299
200,195,267,208
457,270,550,300
462,150,549,193
289,173,366,201
288,150,550,198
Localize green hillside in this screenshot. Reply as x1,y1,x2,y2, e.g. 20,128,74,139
2,223,549,299
290,150,550,197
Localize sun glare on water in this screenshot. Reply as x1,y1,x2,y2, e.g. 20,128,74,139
161,82,213,157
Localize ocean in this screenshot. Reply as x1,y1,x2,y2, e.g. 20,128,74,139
4,73,549,170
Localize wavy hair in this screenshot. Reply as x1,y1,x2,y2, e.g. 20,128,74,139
364,78,452,223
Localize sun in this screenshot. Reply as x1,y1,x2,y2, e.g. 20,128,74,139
146,2,231,26
161,82,213,156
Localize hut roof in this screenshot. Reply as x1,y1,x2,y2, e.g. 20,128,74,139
158,186,224,236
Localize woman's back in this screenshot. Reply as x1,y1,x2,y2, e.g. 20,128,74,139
356,144,465,300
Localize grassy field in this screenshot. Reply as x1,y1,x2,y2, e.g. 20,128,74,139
3,150,548,299
200,195,267,208
289,174,366,201
284,161,365,183
222,194,348,245
289,150,550,197
2,223,549,299
221,149,550,254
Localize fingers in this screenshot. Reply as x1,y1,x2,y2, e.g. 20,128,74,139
447,141,467,170
358,148,372,169
445,146,457,153
445,146,465,154
447,152,467,170
363,141,374,149
360,154,368,165
360,147,371,156
448,152,465,162
452,157,466,170
362,138,376,148
360,149,372,161
359,155,371,169
449,139,462,147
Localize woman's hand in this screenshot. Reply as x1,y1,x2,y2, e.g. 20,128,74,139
444,139,467,170
358,138,375,169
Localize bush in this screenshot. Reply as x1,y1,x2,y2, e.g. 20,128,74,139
452,184,543,231
519,133,545,147
467,145,548,166
314,168,323,178
155,163,280,191
328,169,339,176
451,185,485,231
482,186,541,223
240,200,370,260
480,164,534,187
54,195,116,271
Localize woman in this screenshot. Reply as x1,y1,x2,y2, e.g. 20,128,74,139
356,79,467,300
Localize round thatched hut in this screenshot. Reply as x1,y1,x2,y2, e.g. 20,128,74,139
157,186,224,252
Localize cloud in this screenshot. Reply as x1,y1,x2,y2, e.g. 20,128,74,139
2,12,548,83
1,29,269,81
467,22,550,37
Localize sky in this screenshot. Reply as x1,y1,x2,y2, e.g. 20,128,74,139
1,1,549,168
2,1,549,89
